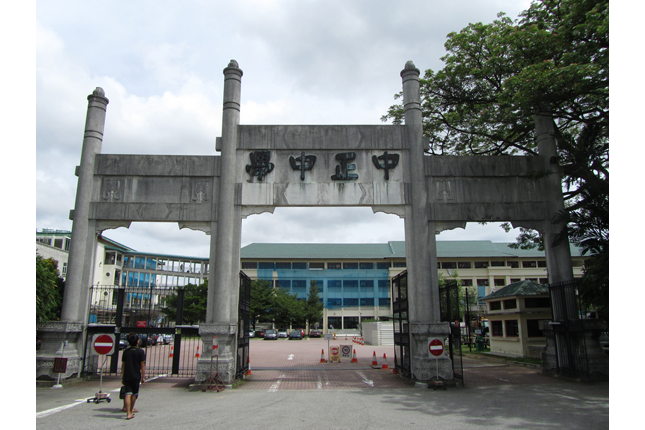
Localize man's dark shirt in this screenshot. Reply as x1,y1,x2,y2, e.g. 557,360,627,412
122,347,146,380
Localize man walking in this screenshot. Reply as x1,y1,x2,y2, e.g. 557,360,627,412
121,333,146,420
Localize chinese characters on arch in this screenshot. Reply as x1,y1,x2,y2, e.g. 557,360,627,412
245,150,400,182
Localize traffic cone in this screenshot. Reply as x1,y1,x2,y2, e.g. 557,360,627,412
169,346,174,358
371,351,378,366
320,349,326,363
352,349,358,363
195,345,200,358
245,356,252,375
382,353,389,369
345,335,347,341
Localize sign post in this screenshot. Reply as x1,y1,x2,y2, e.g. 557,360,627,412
428,338,446,390
51,340,68,389
87,334,116,403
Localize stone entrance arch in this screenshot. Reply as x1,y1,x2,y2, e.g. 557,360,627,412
37,60,577,384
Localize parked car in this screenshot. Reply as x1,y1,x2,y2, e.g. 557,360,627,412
119,334,129,350
278,330,288,339
249,330,255,338
264,329,278,340
289,330,303,340
162,334,173,345
309,329,322,338
257,330,265,338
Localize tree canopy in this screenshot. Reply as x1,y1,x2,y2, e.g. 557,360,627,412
250,279,274,329
382,0,608,316
303,281,324,332
161,281,208,325
36,255,65,323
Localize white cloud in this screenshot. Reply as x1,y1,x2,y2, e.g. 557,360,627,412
36,0,533,253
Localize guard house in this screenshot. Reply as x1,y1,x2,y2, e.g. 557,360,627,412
482,280,552,358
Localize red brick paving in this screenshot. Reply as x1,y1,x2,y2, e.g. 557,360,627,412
239,338,555,390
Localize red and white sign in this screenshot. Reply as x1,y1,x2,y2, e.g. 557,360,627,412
428,338,445,357
137,321,147,328
92,334,116,356
53,357,68,373
340,345,352,358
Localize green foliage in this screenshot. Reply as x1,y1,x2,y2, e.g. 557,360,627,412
383,0,608,157
304,281,324,331
36,255,65,323
438,272,478,322
270,286,305,328
250,279,274,328
383,0,609,316
161,281,208,325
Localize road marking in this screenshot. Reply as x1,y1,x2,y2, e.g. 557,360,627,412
317,375,322,390
36,373,170,419
268,374,286,392
37,400,86,419
356,371,374,387
287,354,294,361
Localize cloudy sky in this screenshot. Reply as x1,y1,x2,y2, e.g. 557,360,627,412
33,0,542,258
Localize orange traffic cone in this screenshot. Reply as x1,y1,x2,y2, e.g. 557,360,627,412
195,345,200,358
382,353,389,369
169,346,174,358
320,349,326,363
372,351,378,366
352,349,358,363
245,356,252,375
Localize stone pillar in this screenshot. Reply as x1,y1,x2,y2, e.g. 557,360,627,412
37,88,109,379
401,61,452,383
197,61,243,384
535,111,575,290
535,110,607,379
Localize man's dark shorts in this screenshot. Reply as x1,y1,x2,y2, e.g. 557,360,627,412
123,379,141,396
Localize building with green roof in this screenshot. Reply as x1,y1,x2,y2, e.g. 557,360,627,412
240,241,586,331
37,229,587,330
482,280,553,358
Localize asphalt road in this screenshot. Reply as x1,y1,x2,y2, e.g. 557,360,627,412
36,338,610,429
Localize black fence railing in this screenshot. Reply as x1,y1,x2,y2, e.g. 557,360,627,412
391,271,410,378
547,279,592,378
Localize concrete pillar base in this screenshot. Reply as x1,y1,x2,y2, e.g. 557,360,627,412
36,321,85,380
540,320,609,380
409,322,453,383
196,324,238,384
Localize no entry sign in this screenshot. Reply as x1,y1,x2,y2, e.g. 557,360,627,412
92,334,116,356
428,338,444,357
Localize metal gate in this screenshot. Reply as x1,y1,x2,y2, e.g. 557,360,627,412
439,280,464,386
236,271,251,378
83,286,201,378
392,271,410,378
548,279,593,378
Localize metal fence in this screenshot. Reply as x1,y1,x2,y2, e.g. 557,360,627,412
84,285,200,378
547,279,591,378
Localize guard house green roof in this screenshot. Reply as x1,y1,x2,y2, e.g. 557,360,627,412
482,280,549,301
240,241,585,260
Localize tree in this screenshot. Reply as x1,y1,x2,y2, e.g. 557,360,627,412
161,281,208,325
270,287,305,329
438,272,478,323
382,0,608,317
303,281,324,333
250,279,274,329
36,255,65,323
